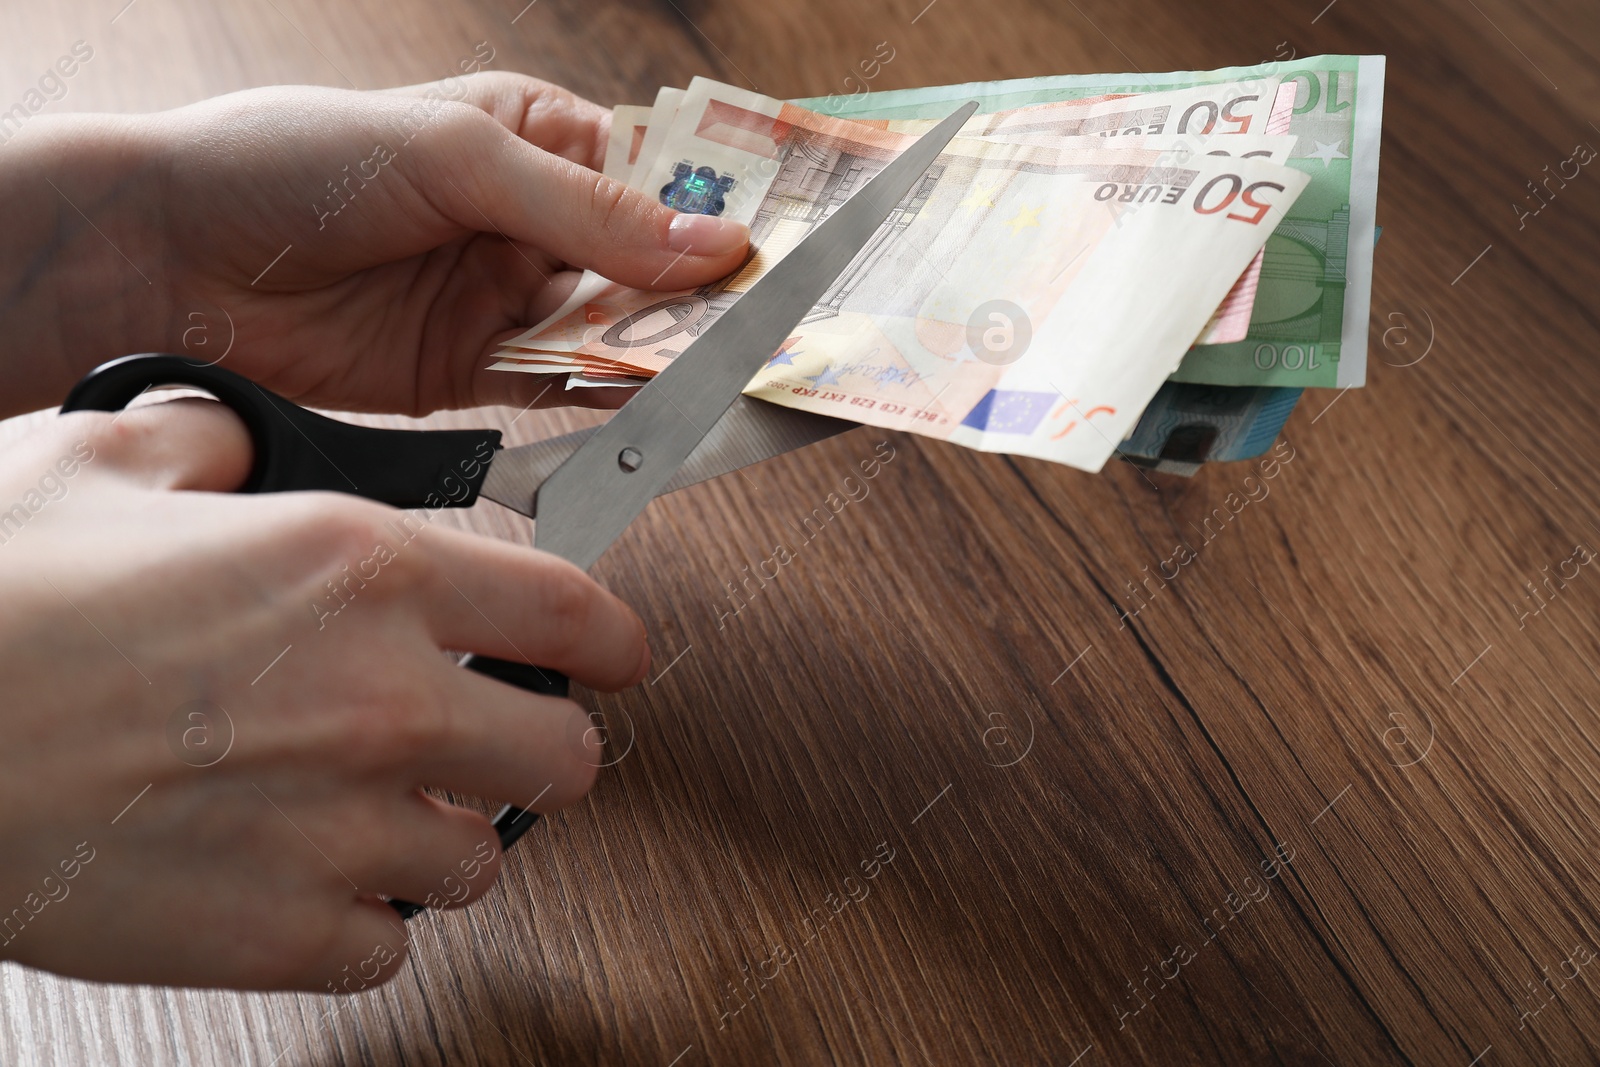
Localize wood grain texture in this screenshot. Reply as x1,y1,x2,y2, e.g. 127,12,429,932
3,0,1600,1062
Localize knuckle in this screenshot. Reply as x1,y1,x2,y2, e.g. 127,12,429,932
286,497,426,596
387,694,453,764
290,496,391,553
399,97,497,154
54,410,141,469
314,927,409,994
255,913,350,990
587,173,636,238
429,838,503,909
537,563,599,661
554,701,603,804
338,677,454,771
473,69,546,104
248,887,410,992
431,97,491,128
569,735,603,797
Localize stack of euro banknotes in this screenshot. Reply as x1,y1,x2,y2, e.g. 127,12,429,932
493,56,1384,475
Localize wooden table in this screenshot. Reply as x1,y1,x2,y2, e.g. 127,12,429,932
5,0,1600,1062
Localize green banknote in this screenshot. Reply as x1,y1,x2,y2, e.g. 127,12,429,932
800,55,1385,389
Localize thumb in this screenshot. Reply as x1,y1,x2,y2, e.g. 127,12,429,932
59,398,254,493
434,124,751,291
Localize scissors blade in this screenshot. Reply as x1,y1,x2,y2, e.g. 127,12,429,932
527,100,978,570
479,396,856,517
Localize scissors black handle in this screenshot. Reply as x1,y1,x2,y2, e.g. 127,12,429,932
62,354,504,504
62,355,567,919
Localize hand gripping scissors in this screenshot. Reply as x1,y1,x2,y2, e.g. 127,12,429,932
59,102,976,919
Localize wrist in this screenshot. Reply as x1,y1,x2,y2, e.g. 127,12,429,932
0,112,175,417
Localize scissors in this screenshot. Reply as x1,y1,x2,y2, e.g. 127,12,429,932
59,101,976,919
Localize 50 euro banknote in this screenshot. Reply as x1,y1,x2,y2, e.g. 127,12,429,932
852,79,1300,347
494,81,1308,471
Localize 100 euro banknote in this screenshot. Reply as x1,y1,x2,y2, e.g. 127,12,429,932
495,81,1308,471
806,55,1385,389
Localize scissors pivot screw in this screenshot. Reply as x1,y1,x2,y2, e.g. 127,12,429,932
618,447,644,472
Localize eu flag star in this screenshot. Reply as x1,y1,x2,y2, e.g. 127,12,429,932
959,183,999,212
1002,204,1043,234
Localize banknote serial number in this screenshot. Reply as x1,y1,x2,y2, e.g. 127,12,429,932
788,387,949,424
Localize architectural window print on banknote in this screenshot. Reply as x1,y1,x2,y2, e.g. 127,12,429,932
1117,382,1303,476
634,102,938,358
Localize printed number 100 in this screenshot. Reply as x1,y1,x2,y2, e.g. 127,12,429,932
1253,343,1321,370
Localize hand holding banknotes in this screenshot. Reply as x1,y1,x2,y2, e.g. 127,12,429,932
0,71,749,420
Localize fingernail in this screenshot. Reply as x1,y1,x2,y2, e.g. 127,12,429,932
667,213,749,256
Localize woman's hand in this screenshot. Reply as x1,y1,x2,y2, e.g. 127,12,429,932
0,399,649,989
0,72,748,418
